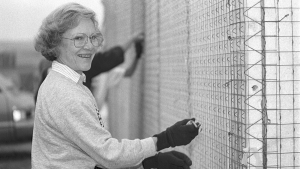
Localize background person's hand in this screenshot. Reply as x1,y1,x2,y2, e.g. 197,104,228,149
132,32,144,59
154,118,199,151
132,32,144,43
134,39,144,59
121,31,144,52
142,151,192,169
122,32,145,77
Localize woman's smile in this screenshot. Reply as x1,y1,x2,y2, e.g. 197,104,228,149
78,54,93,58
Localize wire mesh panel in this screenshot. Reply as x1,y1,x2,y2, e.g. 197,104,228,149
244,0,266,167
244,0,300,168
158,0,190,136
126,0,146,140
101,0,300,168
156,0,191,157
265,1,300,167
188,0,247,168
103,0,133,140
142,0,161,138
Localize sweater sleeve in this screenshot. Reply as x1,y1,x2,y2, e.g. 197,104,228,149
50,87,156,168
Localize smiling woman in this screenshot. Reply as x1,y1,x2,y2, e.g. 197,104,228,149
57,18,101,73
32,2,198,169
33,3,153,168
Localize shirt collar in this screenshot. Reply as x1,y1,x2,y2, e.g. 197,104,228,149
52,61,86,84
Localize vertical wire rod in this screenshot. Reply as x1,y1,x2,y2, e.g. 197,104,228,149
260,0,268,168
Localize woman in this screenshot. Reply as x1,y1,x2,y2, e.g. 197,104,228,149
32,3,199,169
34,32,143,102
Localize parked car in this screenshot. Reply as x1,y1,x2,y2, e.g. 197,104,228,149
0,73,35,142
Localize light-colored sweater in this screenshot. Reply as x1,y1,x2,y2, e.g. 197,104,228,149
31,61,156,169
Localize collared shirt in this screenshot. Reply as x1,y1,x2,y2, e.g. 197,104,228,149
52,61,86,84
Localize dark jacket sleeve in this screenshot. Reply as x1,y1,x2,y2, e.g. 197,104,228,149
83,46,124,89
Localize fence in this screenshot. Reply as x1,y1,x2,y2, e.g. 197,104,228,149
101,0,300,168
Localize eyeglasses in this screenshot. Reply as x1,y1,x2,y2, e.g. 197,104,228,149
62,33,104,48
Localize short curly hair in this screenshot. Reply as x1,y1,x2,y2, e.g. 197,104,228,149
34,2,99,61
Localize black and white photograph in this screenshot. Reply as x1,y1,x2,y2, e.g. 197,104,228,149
0,0,299,169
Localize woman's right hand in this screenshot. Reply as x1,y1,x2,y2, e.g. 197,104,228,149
153,118,200,151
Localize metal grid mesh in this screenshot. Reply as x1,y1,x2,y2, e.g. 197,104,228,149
158,0,190,135
244,0,300,168
188,0,246,168
101,0,300,168
126,0,146,139
141,0,161,138
102,0,134,140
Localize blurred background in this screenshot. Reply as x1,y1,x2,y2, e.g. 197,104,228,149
0,1,103,168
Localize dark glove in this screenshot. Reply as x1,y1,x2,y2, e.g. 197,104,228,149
153,118,199,151
142,151,192,169
134,40,144,59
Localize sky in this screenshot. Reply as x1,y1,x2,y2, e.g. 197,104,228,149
0,0,104,42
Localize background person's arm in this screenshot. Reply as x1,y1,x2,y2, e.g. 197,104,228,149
124,38,144,77
84,32,144,88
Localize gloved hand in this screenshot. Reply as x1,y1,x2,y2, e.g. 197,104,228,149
142,151,192,169
134,40,144,59
153,118,199,151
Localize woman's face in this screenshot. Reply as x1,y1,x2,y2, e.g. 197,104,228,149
58,18,99,74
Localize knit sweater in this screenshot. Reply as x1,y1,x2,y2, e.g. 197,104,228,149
32,61,156,169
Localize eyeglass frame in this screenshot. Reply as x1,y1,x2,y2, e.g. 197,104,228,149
62,32,104,48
